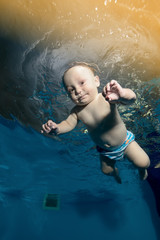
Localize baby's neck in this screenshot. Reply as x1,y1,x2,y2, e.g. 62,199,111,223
76,93,101,110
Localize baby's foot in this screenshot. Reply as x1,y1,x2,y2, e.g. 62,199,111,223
154,162,160,168
139,168,148,180
113,168,122,184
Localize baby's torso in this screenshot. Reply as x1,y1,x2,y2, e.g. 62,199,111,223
75,93,127,148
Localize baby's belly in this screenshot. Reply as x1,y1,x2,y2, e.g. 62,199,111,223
89,123,127,148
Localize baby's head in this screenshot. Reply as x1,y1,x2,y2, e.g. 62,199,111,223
62,62,100,105
62,62,99,83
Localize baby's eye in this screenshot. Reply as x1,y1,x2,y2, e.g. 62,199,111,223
81,81,85,85
68,88,74,93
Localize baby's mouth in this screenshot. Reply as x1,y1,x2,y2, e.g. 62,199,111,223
78,94,86,101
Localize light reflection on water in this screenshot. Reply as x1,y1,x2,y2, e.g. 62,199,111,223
0,0,160,132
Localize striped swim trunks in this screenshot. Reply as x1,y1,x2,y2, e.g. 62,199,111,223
96,130,135,161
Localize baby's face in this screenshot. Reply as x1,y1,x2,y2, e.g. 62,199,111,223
63,66,100,106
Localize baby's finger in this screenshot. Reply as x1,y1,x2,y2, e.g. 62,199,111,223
47,120,53,127
110,80,117,86
42,124,51,133
111,80,122,89
106,82,111,92
102,86,107,96
45,123,52,131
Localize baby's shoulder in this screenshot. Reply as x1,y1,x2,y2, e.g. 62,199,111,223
71,105,84,115
97,93,110,106
97,93,118,111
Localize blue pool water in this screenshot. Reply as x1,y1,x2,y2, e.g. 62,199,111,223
0,115,160,240
0,0,160,239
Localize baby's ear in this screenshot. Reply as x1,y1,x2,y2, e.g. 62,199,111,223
95,75,100,87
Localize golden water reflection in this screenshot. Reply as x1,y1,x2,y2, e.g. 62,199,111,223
0,0,160,129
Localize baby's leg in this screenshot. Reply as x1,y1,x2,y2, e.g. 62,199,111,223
100,154,122,184
124,141,150,180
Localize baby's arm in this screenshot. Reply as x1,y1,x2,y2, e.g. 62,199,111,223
41,109,78,135
102,80,136,105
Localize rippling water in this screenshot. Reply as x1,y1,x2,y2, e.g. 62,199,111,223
0,0,160,131
0,1,160,239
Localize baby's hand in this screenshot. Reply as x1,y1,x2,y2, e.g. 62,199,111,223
102,80,124,103
41,120,59,135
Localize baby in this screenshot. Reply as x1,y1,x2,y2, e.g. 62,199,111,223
41,62,150,183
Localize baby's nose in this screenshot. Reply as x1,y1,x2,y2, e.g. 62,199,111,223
75,87,82,94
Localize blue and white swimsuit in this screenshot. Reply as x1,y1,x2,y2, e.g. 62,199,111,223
96,130,135,161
